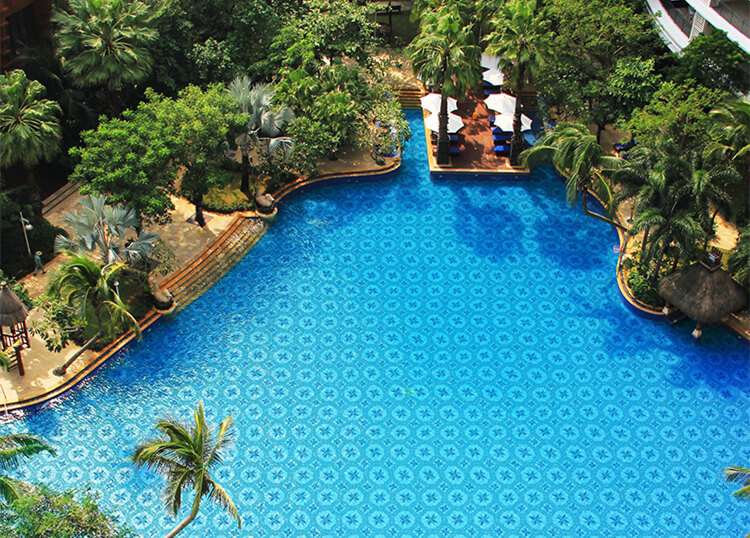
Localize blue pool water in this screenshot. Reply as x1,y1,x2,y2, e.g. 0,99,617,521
5,111,750,536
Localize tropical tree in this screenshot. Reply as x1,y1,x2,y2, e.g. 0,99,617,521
53,0,157,116
54,195,160,265
728,225,750,289
0,70,62,224
0,433,55,505
70,103,177,227
48,255,140,376
407,3,480,165
227,76,294,194
130,403,240,538
688,165,737,250
705,98,750,183
145,85,246,227
521,122,623,228
484,0,551,165
724,465,750,499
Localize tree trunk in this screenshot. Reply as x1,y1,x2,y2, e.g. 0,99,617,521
650,245,666,283
53,329,102,376
582,190,628,230
240,152,250,195
641,226,650,253
164,484,202,538
108,88,121,118
702,208,719,251
25,167,44,225
194,194,205,228
509,63,526,167
436,88,451,166
596,123,604,145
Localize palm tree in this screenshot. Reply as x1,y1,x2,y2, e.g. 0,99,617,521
48,255,140,376
407,4,480,165
728,225,749,289
130,403,240,538
0,70,62,224
705,98,750,182
688,166,736,250
54,195,160,264
227,77,294,194
53,0,157,116
485,0,551,165
521,122,624,229
0,433,55,505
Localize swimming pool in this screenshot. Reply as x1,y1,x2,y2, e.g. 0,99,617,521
6,111,749,536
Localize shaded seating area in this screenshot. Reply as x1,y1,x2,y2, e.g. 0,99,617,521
658,249,748,339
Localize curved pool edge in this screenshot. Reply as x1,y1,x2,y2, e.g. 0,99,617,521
1,158,403,416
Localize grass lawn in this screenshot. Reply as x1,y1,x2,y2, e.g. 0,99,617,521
372,9,419,47
204,171,255,212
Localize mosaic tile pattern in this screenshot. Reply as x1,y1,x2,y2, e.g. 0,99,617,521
6,111,750,536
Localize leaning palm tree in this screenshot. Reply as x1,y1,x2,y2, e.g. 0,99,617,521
48,255,140,376
227,77,294,194
725,465,750,500
0,70,62,224
521,122,624,228
54,195,160,265
485,0,551,165
407,3,480,165
130,403,240,538
728,225,750,289
705,98,750,182
53,0,157,116
0,433,55,505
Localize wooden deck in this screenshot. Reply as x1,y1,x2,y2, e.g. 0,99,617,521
425,89,530,178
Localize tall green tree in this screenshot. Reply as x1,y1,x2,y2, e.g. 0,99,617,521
728,225,750,289
227,77,294,194
521,122,623,228
706,98,750,184
0,434,55,505
70,101,177,226
484,0,551,164
671,30,750,94
407,3,480,165
53,0,157,116
130,403,240,538
147,85,246,227
0,70,62,224
48,256,140,376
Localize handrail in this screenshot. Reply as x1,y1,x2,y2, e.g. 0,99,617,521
663,2,694,36
714,0,750,38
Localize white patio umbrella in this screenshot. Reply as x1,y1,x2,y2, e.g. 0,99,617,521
493,113,532,132
482,68,504,87
420,93,458,115
424,113,464,133
485,92,516,115
481,53,500,71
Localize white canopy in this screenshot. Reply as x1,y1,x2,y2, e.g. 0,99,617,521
485,93,516,115
483,68,505,87
481,53,500,71
493,113,532,133
419,93,458,115
424,113,465,133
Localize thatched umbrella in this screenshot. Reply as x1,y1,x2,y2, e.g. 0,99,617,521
658,251,748,339
0,282,30,375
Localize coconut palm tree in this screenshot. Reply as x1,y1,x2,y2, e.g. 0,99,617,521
485,0,551,165
728,225,749,289
705,98,750,182
53,0,157,116
0,433,55,505
688,166,736,250
521,122,624,229
0,70,62,224
407,3,480,165
227,77,294,194
48,255,140,376
54,195,160,265
130,403,240,538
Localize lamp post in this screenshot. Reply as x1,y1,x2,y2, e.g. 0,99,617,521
19,212,33,256
114,280,120,298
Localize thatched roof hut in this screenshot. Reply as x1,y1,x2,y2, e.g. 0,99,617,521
658,251,747,325
0,282,27,327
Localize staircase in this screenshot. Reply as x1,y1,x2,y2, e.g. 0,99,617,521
42,181,79,216
398,87,424,109
163,216,267,311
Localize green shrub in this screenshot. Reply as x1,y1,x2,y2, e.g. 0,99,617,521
0,218,67,279
0,270,33,308
627,270,665,308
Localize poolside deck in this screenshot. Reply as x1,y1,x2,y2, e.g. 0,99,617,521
425,89,530,178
